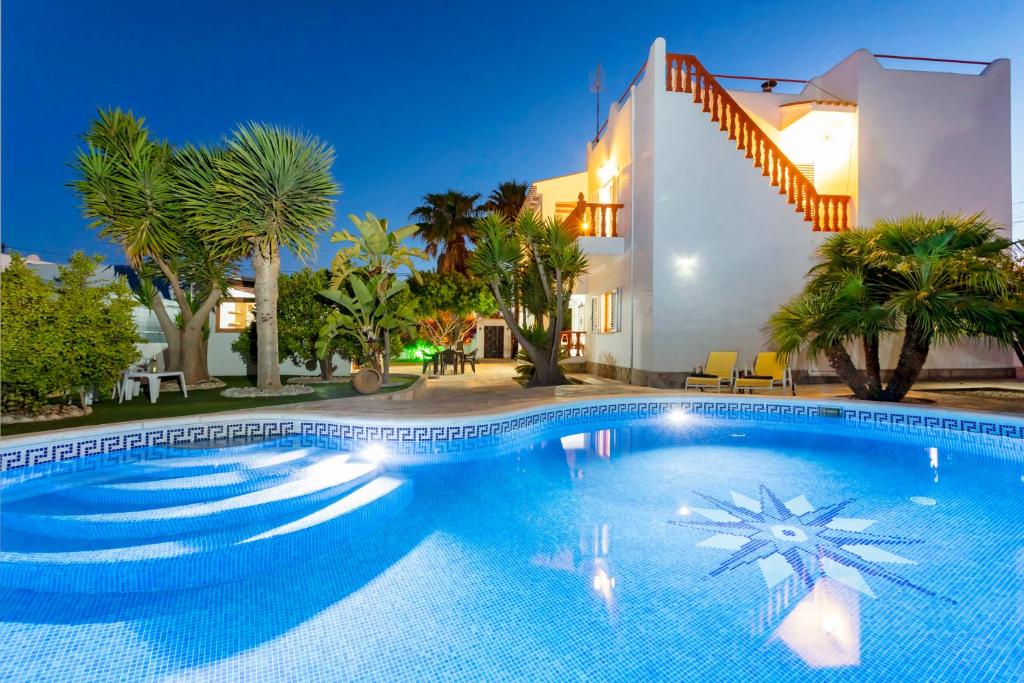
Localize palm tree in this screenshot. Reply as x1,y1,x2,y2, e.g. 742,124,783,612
410,190,480,274
72,108,234,384
469,211,587,386
481,180,528,221
769,213,1014,402
202,123,338,390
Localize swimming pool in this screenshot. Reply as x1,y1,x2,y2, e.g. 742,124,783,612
1,399,1022,681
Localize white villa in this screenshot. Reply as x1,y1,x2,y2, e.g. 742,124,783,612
524,38,1013,387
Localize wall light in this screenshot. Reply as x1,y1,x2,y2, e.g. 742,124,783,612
674,254,698,279
597,160,618,185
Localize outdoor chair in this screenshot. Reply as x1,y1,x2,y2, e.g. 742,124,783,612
438,349,460,375
734,352,794,395
684,351,738,392
422,352,440,375
462,349,477,374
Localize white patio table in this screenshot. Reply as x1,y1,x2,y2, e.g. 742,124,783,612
121,371,188,404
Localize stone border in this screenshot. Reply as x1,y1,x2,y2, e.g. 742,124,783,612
3,394,1023,472
361,374,428,402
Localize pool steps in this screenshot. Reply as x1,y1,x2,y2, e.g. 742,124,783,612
0,447,411,593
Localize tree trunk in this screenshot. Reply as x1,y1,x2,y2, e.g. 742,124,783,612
150,295,183,372
252,245,282,390
511,299,520,357
382,333,391,384
826,344,879,400
528,359,568,387
181,325,209,384
882,324,931,402
319,355,333,381
1012,337,1024,368
863,334,882,396
180,287,221,385
488,277,569,388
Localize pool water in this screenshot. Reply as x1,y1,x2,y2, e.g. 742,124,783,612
1,410,1022,681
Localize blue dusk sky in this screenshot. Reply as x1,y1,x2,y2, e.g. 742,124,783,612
3,0,1022,274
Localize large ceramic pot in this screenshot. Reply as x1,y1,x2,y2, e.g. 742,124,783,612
352,368,383,395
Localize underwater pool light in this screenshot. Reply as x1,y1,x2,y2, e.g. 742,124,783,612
359,443,390,462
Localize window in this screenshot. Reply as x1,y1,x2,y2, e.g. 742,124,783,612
590,289,621,334
216,298,256,332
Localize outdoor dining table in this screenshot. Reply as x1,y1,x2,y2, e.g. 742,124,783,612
428,351,468,375
121,371,188,404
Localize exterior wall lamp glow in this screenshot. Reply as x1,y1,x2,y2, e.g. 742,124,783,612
674,254,698,278
597,160,619,185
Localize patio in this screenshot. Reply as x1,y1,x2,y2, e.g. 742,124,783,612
258,360,1024,420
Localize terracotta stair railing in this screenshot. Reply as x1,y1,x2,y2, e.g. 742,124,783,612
665,53,851,232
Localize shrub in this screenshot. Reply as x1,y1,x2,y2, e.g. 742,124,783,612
769,213,1015,402
1,253,141,413
234,268,352,379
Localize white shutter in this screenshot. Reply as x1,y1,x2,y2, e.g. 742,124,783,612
610,286,618,331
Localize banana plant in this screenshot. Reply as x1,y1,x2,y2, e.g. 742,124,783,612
317,273,417,376
319,213,426,383
329,212,424,287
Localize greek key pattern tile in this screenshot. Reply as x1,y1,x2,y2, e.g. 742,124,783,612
2,399,1021,472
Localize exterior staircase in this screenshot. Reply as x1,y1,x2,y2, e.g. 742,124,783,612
665,54,852,232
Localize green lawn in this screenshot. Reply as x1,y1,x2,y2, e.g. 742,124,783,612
1,374,415,437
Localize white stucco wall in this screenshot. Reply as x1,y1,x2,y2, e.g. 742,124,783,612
206,323,351,378
644,38,831,377
580,39,659,377
530,172,587,220
573,39,1014,383
808,50,1012,231
475,317,514,359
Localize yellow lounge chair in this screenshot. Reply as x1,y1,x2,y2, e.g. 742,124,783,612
734,352,794,395
684,352,738,392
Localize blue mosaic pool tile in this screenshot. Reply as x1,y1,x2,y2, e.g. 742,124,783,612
3,397,1022,473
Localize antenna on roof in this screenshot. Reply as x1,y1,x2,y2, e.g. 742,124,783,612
590,63,604,140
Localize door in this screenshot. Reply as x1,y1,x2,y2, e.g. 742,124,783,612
483,326,505,359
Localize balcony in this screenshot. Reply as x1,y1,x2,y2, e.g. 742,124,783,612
560,330,586,357
563,193,626,256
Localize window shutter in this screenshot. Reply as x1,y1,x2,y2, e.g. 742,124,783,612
610,289,621,333
590,296,598,332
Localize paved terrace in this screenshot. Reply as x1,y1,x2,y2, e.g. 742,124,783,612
257,360,1024,419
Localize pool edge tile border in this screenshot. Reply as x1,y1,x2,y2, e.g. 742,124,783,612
2,395,1022,472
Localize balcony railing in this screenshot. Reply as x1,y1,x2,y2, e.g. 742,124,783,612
560,330,586,357
564,193,624,237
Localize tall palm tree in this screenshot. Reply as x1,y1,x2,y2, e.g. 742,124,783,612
201,123,338,390
769,213,1014,402
72,108,234,384
410,190,480,274
469,211,587,386
481,180,528,221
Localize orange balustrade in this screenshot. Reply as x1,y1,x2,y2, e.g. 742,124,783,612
564,193,624,238
665,53,852,232
582,202,625,237
560,330,586,357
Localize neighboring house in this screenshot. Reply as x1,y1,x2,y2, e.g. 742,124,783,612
527,38,1013,386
